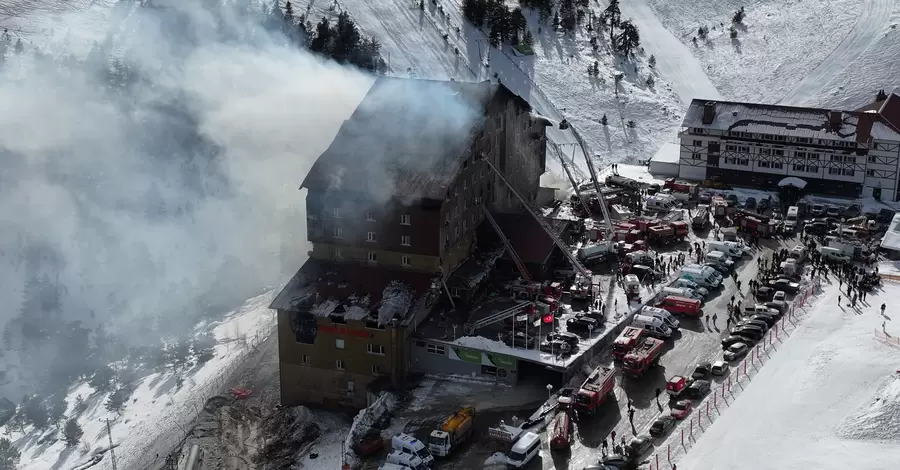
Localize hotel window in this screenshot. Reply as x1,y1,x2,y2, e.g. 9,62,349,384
758,161,771,168
401,214,411,225
869,156,878,163
759,148,771,156
795,151,807,159
332,208,341,218
401,255,411,267
463,220,467,231
772,162,783,169
333,227,343,239
401,235,411,246
336,360,345,371
807,166,819,173
365,211,375,221
367,232,376,242
772,149,785,157
809,152,821,160
693,140,702,147
371,365,380,375
868,169,876,177
334,247,343,259
737,146,749,153
726,144,737,152
368,251,377,263
367,344,385,355
335,339,345,349
691,152,701,160
301,355,310,365
450,287,460,297
426,344,446,355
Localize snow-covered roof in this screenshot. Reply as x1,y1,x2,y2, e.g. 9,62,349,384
681,99,900,143
650,142,681,164
881,212,900,252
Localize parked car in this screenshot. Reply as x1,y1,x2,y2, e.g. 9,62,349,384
626,435,654,458
671,279,710,298
567,317,599,336
758,197,771,211
546,331,580,347
725,194,739,207
649,416,676,437
721,335,751,349
773,290,787,302
744,197,757,210
731,326,765,341
723,342,749,361
686,380,711,399
737,319,769,331
540,339,571,354
843,203,862,218
767,278,800,294
691,362,711,380
826,206,842,217
505,332,537,349
602,454,628,468
755,287,775,301
699,192,712,204
670,400,693,419
749,314,777,327
711,360,729,376
811,204,826,216
764,301,788,314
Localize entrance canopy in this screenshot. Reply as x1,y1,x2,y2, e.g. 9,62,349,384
778,177,808,189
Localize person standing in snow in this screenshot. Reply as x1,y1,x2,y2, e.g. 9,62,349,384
838,295,842,306
881,303,886,315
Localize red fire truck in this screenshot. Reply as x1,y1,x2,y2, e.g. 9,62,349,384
574,366,616,416
623,338,665,377
612,326,646,360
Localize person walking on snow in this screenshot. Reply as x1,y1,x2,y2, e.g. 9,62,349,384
712,313,718,326
881,303,886,315
838,295,842,306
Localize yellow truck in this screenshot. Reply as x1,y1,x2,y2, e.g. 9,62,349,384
428,406,475,457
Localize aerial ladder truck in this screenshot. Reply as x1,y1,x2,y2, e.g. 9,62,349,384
547,140,591,216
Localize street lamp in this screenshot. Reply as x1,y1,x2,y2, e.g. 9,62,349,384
546,384,554,403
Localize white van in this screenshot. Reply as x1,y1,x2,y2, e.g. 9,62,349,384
392,433,433,466
507,432,541,468
680,264,723,288
641,306,680,330
819,246,851,263
631,314,673,338
626,250,654,266
646,196,676,211
661,286,703,302
785,206,799,230
386,450,428,470
705,251,736,271
707,240,745,258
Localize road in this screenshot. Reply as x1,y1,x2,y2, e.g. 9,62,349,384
779,0,893,106
618,0,722,105
542,233,801,470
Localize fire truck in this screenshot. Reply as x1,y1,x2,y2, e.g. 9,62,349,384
622,338,665,377
612,326,645,360
574,366,616,416
548,410,572,450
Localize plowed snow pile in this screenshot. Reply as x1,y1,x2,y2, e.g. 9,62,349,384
838,374,900,442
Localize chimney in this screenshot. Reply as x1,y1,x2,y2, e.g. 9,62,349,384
829,111,842,131
701,102,716,124
876,89,888,103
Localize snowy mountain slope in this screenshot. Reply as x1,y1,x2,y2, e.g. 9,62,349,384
677,284,900,469
618,0,722,104
1,293,276,470
780,0,894,106
800,7,900,109
642,0,872,103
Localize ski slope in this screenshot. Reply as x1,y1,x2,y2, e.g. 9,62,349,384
780,0,894,106
619,0,722,104
677,283,900,469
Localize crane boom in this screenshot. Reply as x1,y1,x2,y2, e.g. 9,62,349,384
481,158,591,278
581,152,614,242
480,205,531,282
547,141,591,216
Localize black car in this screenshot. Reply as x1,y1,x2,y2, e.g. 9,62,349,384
731,326,765,341
567,317,599,336
721,335,752,349
648,416,676,438
767,278,800,294
686,380,711,399
750,314,778,327
758,197,771,211
505,332,537,349
691,362,711,380
540,339,571,354
626,435,654,458
725,194,739,207
601,454,627,468
755,287,775,301
737,319,769,331
546,331,580,347
744,197,757,210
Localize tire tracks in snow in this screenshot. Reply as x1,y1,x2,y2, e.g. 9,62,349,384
779,0,893,106
619,0,722,104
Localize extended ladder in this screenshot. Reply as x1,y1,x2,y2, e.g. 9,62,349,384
547,141,591,216
480,205,532,282
482,158,592,279
464,300,534,335
581,150,614,242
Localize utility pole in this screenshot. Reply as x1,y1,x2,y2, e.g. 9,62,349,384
105,418,118,470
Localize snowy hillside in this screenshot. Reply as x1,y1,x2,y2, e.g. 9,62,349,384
0,293,276,470
677,282,900,469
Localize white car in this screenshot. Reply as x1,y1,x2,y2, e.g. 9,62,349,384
671,279,710,298
773,290,786,302
711,360,729,376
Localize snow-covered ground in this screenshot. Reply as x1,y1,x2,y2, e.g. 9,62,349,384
670,282,900,469
2,291,277,470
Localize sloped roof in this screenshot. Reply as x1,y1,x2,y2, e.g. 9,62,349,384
881,212,900,252
682,98,900,143
302,77,529,201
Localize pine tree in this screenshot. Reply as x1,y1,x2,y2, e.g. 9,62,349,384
47,395,67,429
0,437,20,470
733,6,745,24
552,11,560,29
602,0,621,45
523,30,534,48
310,17,331,52
22,395,49,429
729,26,738,39
420,0,424,10
648,54,656,68
105,388,128,415
592,60,600,76
90,364,115,392
284,0,294,20
73,395,87,416
615,20,640,56
63,418,83,447
601,114,608,125
646,75,655,87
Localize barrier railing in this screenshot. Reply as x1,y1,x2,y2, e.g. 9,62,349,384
646,281,819,470
879,273,900,283
874,328,900,346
